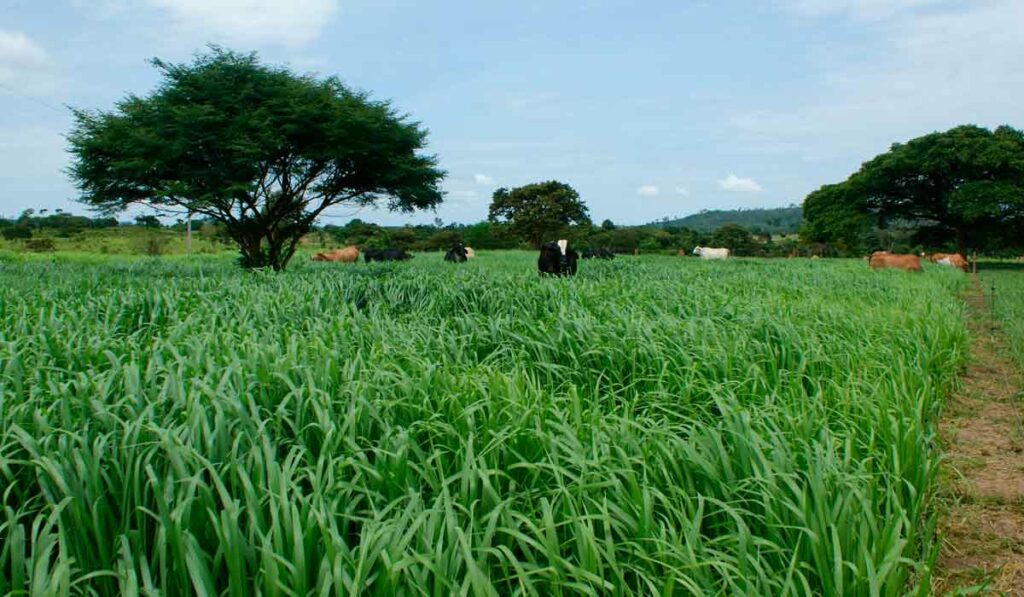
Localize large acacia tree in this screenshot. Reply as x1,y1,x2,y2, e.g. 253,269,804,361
487,181,590,247
68,48,445,270
802,124,1024,255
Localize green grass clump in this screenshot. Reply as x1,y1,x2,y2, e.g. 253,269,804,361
0,252,969,595
982,267,1024,370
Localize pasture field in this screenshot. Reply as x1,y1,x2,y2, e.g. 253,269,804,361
983,267,1024,370
0,252,969,595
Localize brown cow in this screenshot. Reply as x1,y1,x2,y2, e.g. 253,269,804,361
926,252,968,271
312,246,360,263
869,252,922,272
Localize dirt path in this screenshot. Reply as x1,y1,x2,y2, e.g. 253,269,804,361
934,280,1024,594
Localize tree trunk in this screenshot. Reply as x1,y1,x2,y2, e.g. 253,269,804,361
236,233,268,269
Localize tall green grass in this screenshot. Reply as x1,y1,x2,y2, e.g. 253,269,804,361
0,253,968,595
982,267,1024,370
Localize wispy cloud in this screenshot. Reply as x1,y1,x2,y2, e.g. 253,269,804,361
473,173,495,185
0,30,53,94
719,174,763,193
637,185,660,197
735,0,1024,170
674,185,689,196
94,0,340,46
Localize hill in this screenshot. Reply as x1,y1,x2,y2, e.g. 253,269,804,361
650,206,803,234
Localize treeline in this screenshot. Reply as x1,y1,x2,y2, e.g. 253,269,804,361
0,209,118,239
315,219,813,257
651,206,803,234
4,211,825,257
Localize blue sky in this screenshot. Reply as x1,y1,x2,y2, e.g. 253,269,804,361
1,0,1021,225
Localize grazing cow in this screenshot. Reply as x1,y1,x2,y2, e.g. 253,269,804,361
869,252,922,272
364,248,413,262
465,247,476,259
538,239,578,276
582,248,614,260
312,246,359,263
926,252,969,271
693,246,731,260
444,241,468,263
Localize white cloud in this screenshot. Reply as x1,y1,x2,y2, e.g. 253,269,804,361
637,185,660,197
473,173,495,185
719,174,763,193
145,0,338,46
732,0,1024,183
0,30,53,94
674,185,689,196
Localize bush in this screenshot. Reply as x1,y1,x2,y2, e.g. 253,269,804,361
23,238,56,252
2,226,32,240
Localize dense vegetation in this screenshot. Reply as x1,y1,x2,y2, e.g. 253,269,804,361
802,125,1024,256
651,206,803,234
983,266,1024,370
0,213,809,258
0,252,968,594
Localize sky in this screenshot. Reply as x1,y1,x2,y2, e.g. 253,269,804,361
1,0,1022,226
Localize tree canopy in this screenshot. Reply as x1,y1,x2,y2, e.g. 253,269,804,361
802,124,1024,254
487,181,591,247
68,47,445,270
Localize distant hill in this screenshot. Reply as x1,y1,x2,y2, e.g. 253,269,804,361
649,206,803,234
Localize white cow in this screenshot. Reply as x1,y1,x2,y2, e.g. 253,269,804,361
693,246,731,260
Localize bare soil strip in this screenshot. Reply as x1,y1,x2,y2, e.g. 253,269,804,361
935,282,1024,594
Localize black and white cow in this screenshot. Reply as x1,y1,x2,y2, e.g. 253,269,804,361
444,241,468,263
364,248,413,262
538,239,578,276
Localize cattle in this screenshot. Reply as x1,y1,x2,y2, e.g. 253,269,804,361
444,241,468,263
465,247,476,259
581,248,614,260
538,239,578,277
693,246,730,260
869,252,922,272
927,252,969,271
364,248,413,262
312,246,359,263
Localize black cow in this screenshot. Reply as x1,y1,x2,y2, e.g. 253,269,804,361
581,248,615,260
364,248,413,263
538,240,578,277
444,241,468,263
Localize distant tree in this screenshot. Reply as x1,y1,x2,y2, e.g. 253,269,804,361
487,181,591,247
600,219,616,231
805,124,1024,254
711,223,755,255
389,226,420,250
68,47,445,271
422,229,464,251
801,183,874,254
461,221,520,249
135,215,162,228
1,226,32,240
90,217,119,229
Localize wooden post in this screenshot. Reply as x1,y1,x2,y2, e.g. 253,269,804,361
972,250,977,274
186,212,193,255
